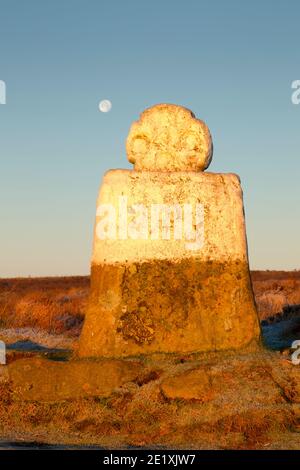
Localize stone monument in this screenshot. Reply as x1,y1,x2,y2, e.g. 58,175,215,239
78,104,260,358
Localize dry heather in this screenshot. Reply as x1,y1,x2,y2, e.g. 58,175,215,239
0,271,299,338
0,272,300,449
252,271,300,320
0,351,299,449
0,277,88,336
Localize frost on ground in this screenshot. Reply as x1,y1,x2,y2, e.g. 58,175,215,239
0,328,75,350
0,272,300,449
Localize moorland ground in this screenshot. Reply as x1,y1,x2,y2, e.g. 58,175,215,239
0,271,300,449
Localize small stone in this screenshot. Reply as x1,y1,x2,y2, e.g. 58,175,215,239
161,368,215,402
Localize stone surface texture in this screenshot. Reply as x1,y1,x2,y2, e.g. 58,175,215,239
126,104,213,172
78,104,260,358
8,357,142,401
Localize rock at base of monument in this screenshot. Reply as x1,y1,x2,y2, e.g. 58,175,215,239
78,258,260,358
160,359,284,405
161,368,216,402
8,357,143,402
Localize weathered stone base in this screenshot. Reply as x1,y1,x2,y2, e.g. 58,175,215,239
8,358,142,402
78,259,260,358
1,350,300,449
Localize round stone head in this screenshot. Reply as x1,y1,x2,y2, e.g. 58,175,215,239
126,104,213,172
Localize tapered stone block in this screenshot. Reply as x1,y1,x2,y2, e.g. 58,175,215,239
78,104,260,358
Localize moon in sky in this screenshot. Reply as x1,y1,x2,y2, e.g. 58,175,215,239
99,99,112,113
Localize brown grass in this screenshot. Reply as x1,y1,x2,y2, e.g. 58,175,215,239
252,271,300,320
0,353,298,449
0,270,300,336
0,277,88,336
1,273,300,449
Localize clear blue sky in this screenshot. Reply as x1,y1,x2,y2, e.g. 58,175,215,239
0,0,299,277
